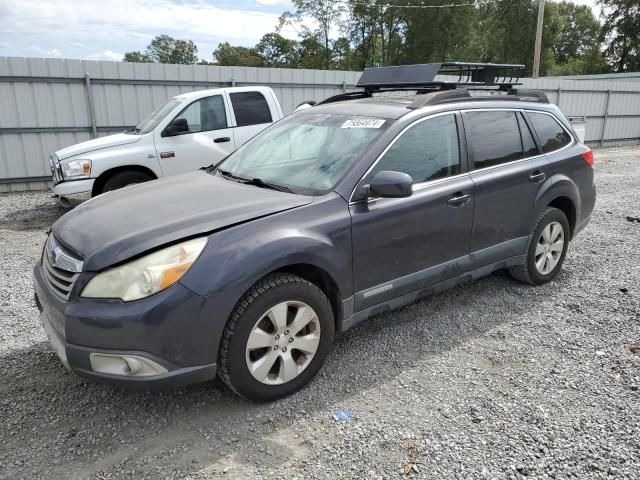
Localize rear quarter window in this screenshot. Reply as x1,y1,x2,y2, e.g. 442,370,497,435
527,111,572,153
230,91,273,127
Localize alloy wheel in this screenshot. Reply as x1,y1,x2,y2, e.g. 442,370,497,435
245,301,321,385
535,221,565,275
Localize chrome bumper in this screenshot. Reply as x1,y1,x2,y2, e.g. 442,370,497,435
52,179,95,207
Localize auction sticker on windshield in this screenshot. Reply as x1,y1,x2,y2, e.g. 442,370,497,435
341,119,386,129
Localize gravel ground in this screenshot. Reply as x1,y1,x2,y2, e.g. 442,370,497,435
0,146,639,480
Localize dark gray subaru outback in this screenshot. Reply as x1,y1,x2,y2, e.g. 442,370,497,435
34,63,595,401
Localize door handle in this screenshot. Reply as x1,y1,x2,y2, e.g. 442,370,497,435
447,192,471,207
213,137,231,143
529,170,546,183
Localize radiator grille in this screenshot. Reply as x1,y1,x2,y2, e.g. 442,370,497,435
42,236,82,300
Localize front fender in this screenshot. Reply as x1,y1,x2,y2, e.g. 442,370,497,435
180,195,352,303
87,139,162,179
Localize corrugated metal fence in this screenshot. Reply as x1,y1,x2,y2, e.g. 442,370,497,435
0,57,361,192
1,56,639,192
522,76,640,146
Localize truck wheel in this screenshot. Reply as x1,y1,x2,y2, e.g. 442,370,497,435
102,171,153,193
509,207,570,285
218,273,335,402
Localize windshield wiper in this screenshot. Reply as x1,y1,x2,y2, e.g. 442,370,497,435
123,127,141,134
215,169,294,193
215,168,246,181
244,177,295,193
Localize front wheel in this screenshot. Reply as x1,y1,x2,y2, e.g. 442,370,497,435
101,170,154,194
509,207,570,285
218,274,335,401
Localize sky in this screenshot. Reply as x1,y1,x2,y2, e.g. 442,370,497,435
0,0,601,63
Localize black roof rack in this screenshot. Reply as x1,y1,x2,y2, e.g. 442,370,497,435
356,62,524,92
407,88,549,109
317,62,540,107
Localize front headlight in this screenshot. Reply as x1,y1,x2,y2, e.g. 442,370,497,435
81,238,207,301
60,158,91,179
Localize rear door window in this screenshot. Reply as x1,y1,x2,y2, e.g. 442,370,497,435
465,111,523,168
527,112,572,153
230,91,273,127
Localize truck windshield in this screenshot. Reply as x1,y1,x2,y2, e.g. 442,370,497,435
215,113,389,194
131,99,182,134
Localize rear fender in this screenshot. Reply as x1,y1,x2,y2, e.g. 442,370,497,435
534,173,581,231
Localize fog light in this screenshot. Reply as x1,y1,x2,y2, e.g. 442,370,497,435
89,353,168,377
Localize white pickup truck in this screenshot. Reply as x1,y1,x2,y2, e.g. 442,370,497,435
50,86,284,207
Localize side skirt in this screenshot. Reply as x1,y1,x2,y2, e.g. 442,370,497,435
340,254,526,332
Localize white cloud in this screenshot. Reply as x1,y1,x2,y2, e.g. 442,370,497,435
0,0,287,45
255,0,291,5
0,41,10,48
85,50,124,61
26,46,63,58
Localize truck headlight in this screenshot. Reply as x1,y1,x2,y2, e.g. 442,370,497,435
81,238,207,301
60,158,91,179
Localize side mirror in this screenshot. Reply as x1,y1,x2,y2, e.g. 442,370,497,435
163,118,189,137
363,171,413,199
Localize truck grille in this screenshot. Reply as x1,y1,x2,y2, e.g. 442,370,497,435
42,235,82,300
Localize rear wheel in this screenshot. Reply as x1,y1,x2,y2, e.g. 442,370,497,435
101,171,153,194
218,274,334,401
509,207,570,285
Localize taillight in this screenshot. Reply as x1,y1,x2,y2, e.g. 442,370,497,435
582,149,595,167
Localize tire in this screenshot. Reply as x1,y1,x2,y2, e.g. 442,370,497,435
218,273,335,402
101,171,153,193
509,207,570,285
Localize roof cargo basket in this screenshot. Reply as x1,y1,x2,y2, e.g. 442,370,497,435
356,62,525,92
316,62,546,107
317,62,529,106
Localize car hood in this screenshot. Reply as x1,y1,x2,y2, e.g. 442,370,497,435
52,171,313,271
55,133,141,160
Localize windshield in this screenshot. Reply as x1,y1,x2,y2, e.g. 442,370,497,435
215,113,389,193
132,98,182,134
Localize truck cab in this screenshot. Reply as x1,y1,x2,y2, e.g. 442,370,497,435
50,86,283,207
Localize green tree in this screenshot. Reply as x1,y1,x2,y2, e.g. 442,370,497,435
280,0,345,68
213,42,264,66
255,33,299,67
123,51,152,63
599,0,640,71
544,1,609,74
147,35,198,64
547,2,602,63
547,46,610,74
476,0,538,74
297,33,331,69
123,35,199,64
331,37,355,69
122,1,607,75
402,0,477,64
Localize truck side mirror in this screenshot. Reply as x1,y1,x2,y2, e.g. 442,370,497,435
163,118,189,137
